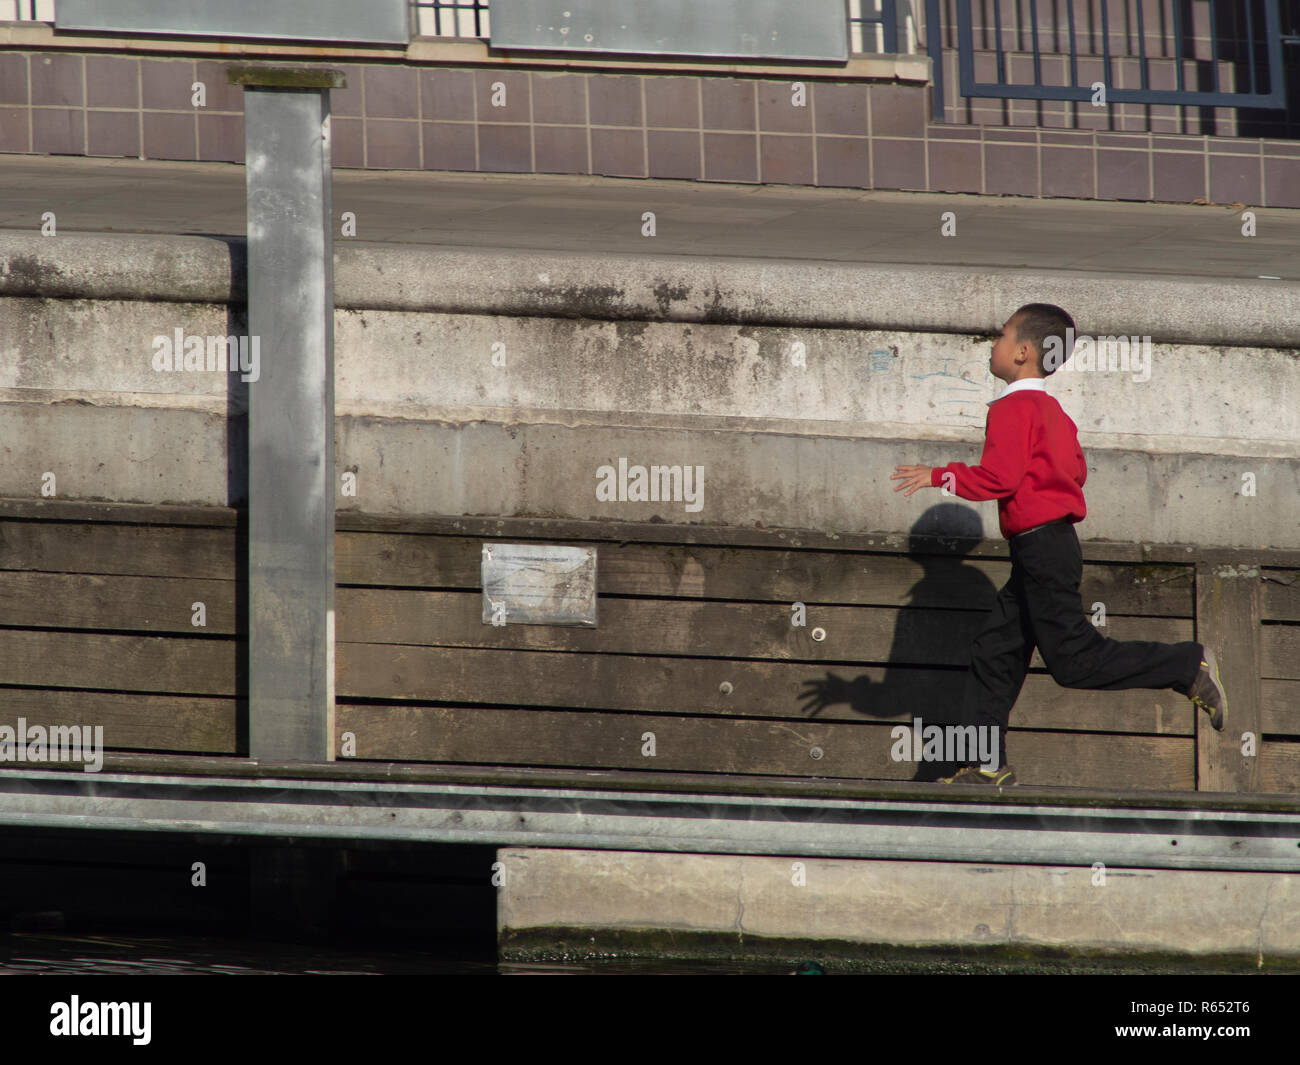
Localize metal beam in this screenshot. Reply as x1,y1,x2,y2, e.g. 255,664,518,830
2,770,1299,872
233,66,345,762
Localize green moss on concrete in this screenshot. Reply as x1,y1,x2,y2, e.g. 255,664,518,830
1132,563,1189,583
226,66,347,89
500,925,1300,975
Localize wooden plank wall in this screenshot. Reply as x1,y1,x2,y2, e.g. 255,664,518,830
0,504,240,754
1,501,1296,793
333,515,1300,793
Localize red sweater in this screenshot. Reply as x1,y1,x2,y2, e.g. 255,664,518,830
929,389,1087,539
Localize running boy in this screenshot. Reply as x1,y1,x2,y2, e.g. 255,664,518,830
890,303,1227,786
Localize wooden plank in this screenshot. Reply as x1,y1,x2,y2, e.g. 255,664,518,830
334,512,1024,558
1260,745,1300,794
335,704,1193,789
334,511,1300,568
0,501,1289,568
336,644,1193,735
1195,561,1262,792
1262,568,1300,622
1263,623,1300,680
0,572,236,633
336,588,1191,665
337,532,1194,614
0,690,235,753
336,531,477,589
1262,679,1300,736
0,497,237,527
0,520,235,579
0,630,235,695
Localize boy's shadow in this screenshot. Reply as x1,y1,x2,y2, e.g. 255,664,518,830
798,504,997,781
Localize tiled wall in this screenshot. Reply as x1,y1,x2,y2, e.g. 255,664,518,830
1,50,1297,207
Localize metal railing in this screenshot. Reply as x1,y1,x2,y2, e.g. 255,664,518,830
5,0,50,18
929,0,1298,120
851,0,902,55
414,0,489,38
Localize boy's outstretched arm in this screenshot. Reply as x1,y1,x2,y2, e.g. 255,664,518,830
890,465,934,497
920,405,1030,501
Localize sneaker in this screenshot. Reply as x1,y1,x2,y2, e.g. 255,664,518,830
939,765,1017,786
1188,645,1227,732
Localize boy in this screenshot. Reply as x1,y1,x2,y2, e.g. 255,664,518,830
890,303,1227,786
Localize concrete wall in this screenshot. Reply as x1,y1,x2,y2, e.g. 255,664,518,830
497,847,1300,965
2,231,1297,548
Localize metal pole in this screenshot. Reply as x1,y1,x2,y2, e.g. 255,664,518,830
228,66,345,762
925,0,945,120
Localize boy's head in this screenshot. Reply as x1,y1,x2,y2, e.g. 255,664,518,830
992,303,1076,383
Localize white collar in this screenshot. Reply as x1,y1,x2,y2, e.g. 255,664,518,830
990,377,1047,405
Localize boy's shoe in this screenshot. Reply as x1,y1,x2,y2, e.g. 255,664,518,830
939,764,1017,786
1188,645,1227,732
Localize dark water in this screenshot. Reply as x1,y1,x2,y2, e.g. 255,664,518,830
1,931,1290,976
0,931,810,975
2,828,1293,977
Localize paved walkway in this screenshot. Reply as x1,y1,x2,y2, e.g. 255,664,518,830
0,153,1295,282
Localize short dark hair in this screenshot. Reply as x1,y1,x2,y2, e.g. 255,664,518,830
1011,303,1075,375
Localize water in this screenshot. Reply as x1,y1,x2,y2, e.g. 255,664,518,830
2,828,1292,977
0,931,810,975
1,931,1288,975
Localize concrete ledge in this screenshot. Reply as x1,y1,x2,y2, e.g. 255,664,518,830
3,231,1298,346
497,847,1300,965
335,243,1300,348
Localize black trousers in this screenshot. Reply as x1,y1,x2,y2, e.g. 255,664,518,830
961,519,1203,769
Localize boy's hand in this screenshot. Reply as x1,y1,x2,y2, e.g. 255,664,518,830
891,465,934,497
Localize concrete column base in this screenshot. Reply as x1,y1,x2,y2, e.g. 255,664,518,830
498,848,1300,970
